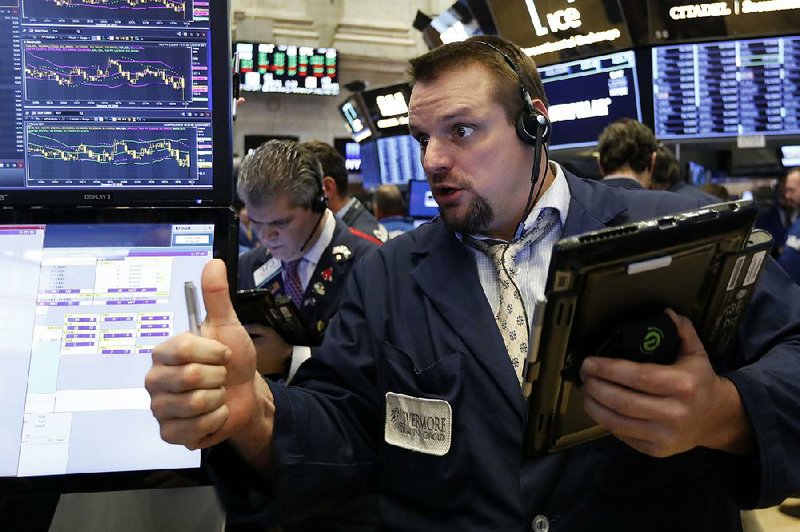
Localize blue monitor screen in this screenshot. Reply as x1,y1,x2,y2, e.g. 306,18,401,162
408,179,439,219
0,1,233,206
358,140,381,191
652,35,800,139
539,50,642,150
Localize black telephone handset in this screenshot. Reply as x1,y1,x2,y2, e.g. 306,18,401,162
234,289,316,346
234,288,273,326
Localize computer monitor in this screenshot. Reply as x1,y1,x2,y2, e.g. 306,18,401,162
539,50,643,150
360,82,412,139
0,207,236,492
652,35,800,139
1,1,233,207
334,137,361,173
408,179,439,220
338,95,374,143
358,140,381,191
370,135,425,186
781,146,800,168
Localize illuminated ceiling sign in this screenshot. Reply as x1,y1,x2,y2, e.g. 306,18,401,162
649,0,800,42
487,0,632,66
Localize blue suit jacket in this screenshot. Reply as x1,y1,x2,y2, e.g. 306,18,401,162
237,216,379,345
778,219,800,284
211,172,800,531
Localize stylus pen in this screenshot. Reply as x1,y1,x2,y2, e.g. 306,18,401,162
522,297,547,399
184,281,202,335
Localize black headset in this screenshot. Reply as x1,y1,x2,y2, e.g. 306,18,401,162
474,40,551,147
310,158,329,214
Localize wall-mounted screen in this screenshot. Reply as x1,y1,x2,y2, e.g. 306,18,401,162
408,179,439,219
652,35,800,139
334,137,361,173
0,1,233,207
235,42,339,96
338,95,374,143
540,50,642,150
488,0,632,66
0,207,236,491
358,141,381,191
647,0,800,44
360,82,412,139
359,135,425,190
782,146,800,167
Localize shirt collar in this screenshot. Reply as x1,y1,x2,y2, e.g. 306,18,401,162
336,197,359,219
457,161,570,244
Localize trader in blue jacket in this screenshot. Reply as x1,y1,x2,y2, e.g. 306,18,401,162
145,36,800,532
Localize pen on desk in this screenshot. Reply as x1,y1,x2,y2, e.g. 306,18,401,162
522,297,547,399
184,281,201,335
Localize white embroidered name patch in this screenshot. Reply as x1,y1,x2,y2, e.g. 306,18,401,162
384,392,452,456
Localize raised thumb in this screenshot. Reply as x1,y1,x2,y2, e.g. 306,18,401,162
200,259,237,324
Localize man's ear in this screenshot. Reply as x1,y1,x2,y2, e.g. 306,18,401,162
321,175,336,196
532,99,548,119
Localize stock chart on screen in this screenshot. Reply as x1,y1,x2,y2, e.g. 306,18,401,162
0,0,226,204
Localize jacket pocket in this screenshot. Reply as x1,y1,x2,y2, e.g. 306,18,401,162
377,340,463,402
377,342,472,510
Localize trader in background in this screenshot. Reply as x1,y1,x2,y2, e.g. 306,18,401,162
650,144,718,202
372,184,415,239
304,140,388,243
596,118,658,190
237,140,380,379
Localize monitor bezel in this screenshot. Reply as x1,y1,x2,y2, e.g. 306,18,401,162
0,206,237,494
1,1,234,208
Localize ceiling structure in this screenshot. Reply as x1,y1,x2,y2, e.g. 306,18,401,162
231,0,453,77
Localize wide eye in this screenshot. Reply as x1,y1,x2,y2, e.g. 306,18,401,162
416,135,429,150
454,125,475,138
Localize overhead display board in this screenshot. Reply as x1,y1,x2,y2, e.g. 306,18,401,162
540,50,642,150
487,0,632,66
652,35,800,139
647,0,800,44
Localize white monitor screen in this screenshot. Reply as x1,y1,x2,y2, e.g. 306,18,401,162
0,221,215,478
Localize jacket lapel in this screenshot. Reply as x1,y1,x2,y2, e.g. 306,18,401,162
410,223,527,416
562,171,629,237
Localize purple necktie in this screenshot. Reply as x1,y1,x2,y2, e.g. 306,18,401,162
282,258,304,307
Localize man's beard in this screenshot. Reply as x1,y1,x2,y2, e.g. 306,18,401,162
439,191,494,235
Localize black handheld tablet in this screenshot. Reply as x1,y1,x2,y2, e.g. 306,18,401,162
523,200,770,455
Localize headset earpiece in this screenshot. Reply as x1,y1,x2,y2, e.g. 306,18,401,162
475,40,551,147
516,108,551,146
310,160,329,214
